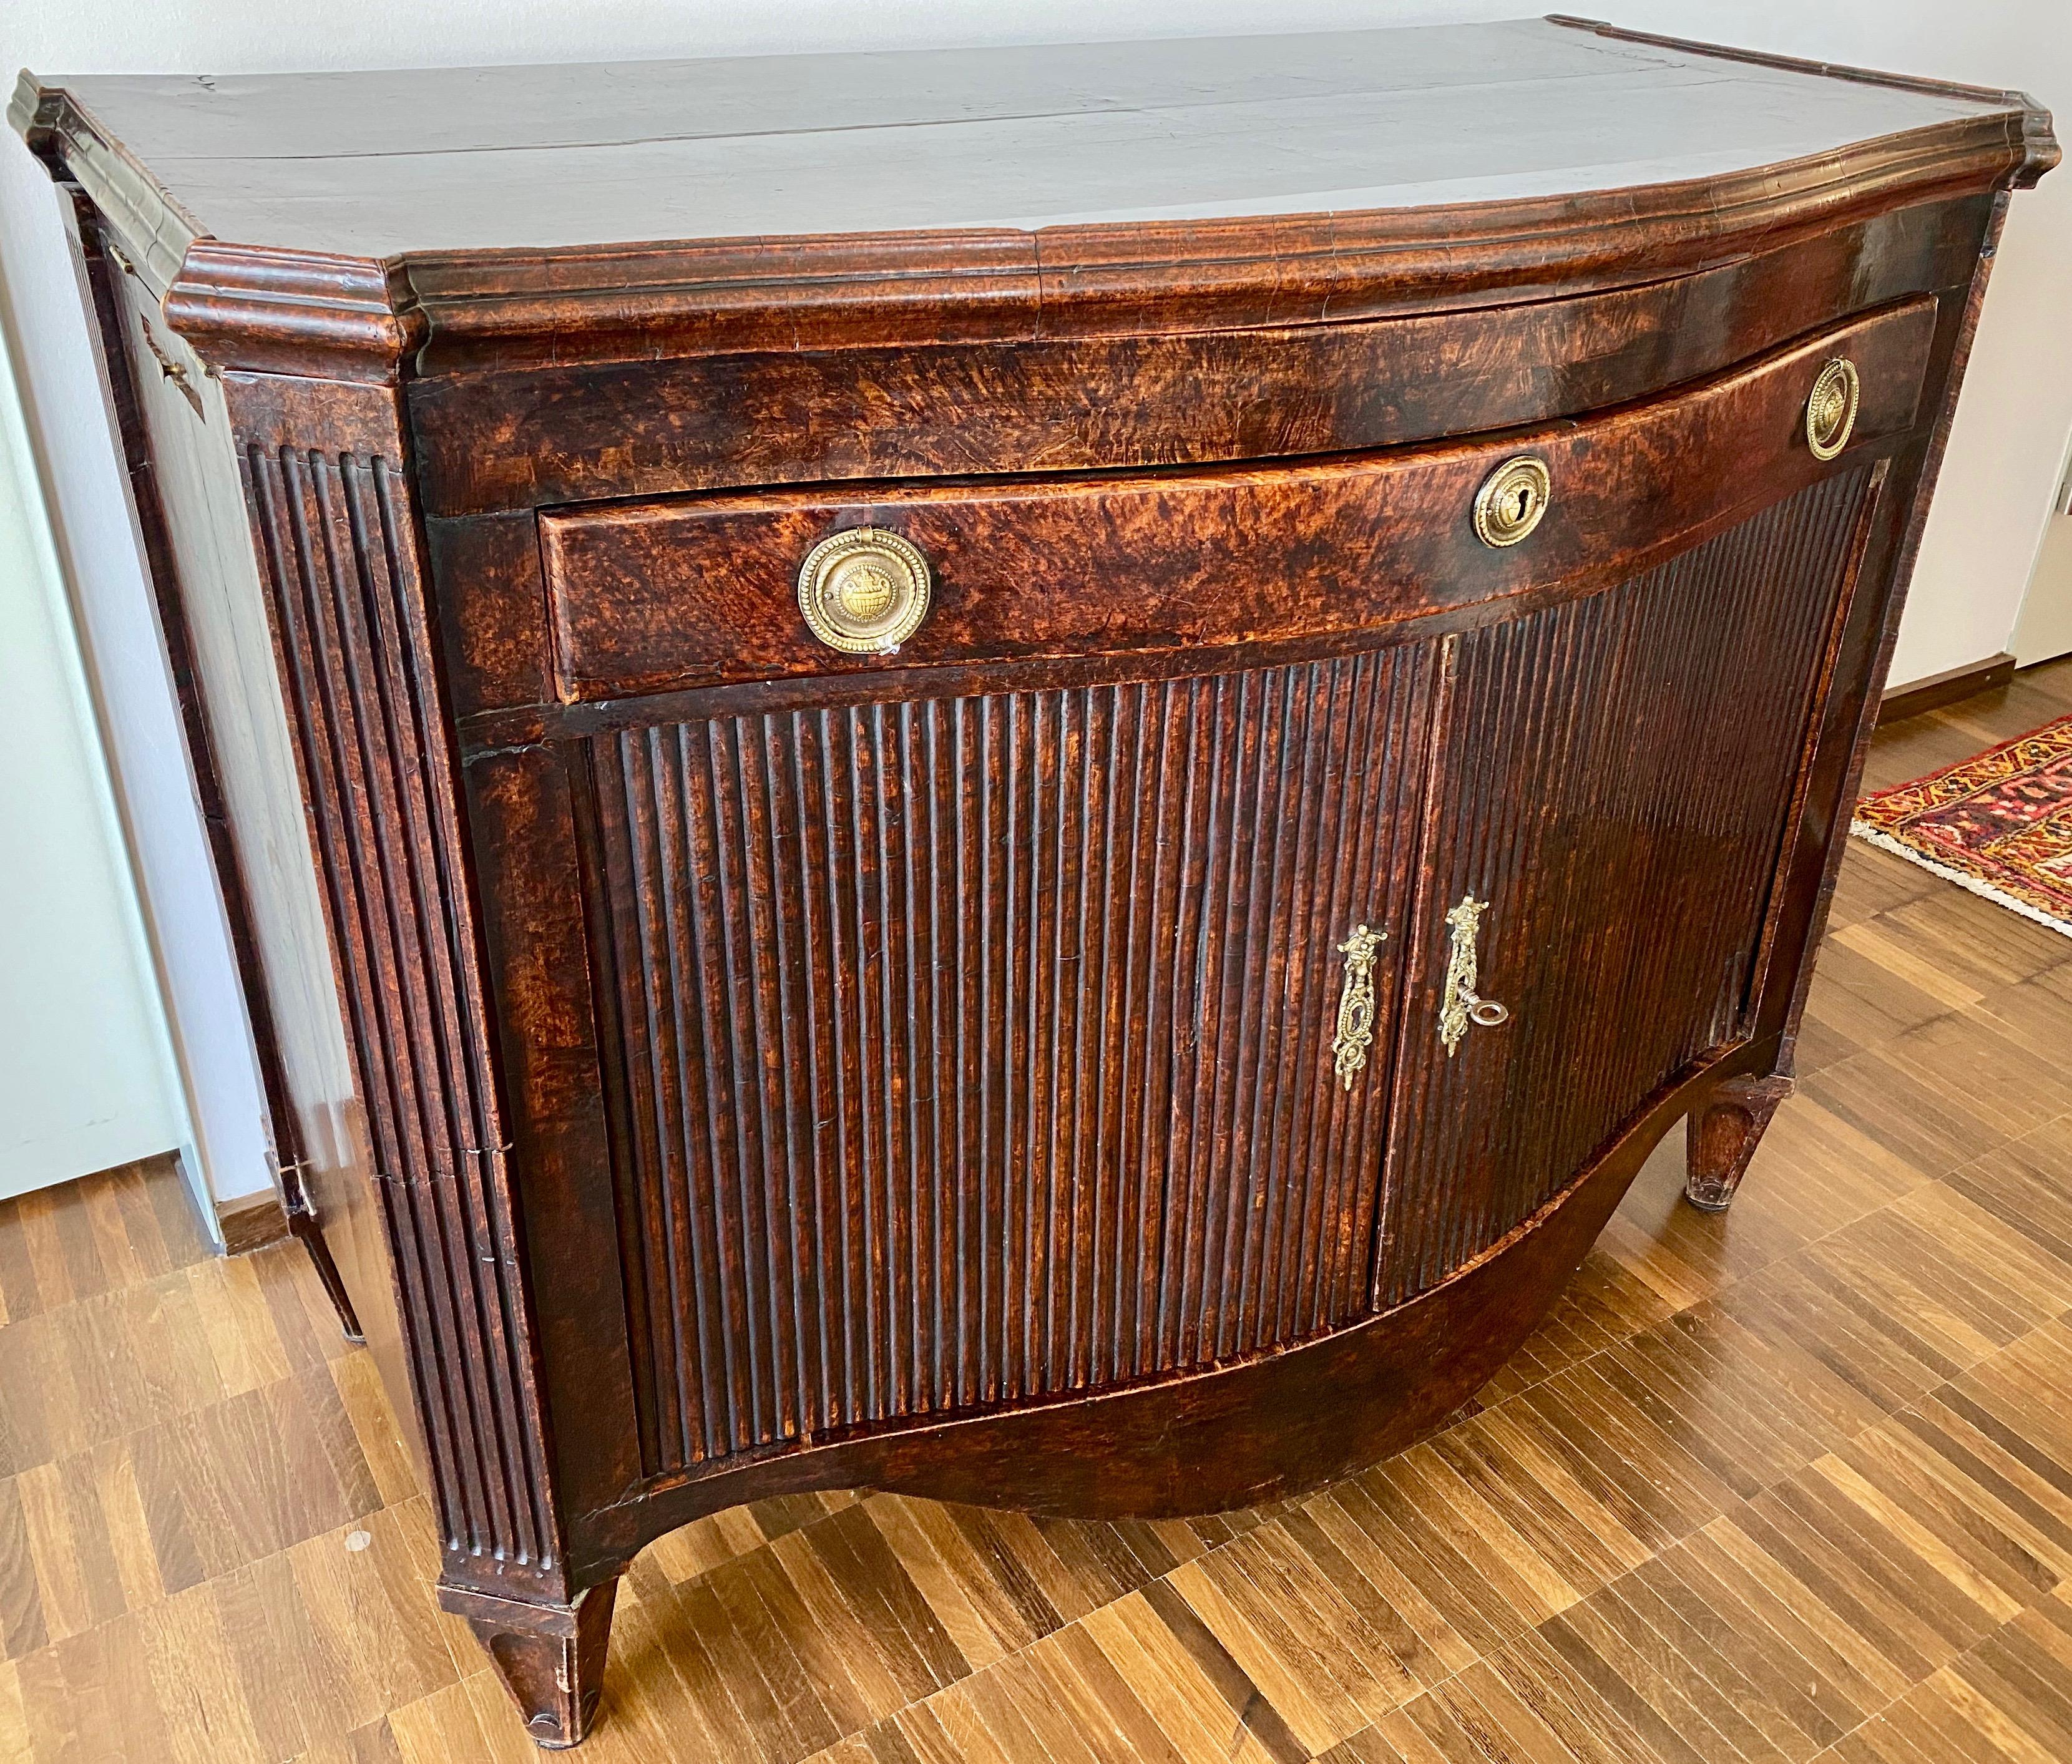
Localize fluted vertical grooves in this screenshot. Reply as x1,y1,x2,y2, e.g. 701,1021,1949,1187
586,469,1872,1476
1377,468,1875,1307
247,444,552,1567
590,652,1433,1477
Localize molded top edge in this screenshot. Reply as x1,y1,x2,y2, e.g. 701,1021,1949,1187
19,21,2053,255
11,19,2054,379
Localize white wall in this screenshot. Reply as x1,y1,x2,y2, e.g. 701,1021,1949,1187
1583,1,2072,686
0,301,187,1199
2010,431,2072,664
0,101,276,1207
1,1,2065,1202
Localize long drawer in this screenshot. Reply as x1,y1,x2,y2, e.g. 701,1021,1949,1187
537,300,1933,706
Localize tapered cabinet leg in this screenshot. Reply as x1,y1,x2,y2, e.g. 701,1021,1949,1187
278,1170,364,1342
286,1211,364,1342
447,1580,619,1748
1684,1073,1794,1211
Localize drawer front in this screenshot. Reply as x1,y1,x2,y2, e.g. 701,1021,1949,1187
585,643,1432,1475
539,300,1933,706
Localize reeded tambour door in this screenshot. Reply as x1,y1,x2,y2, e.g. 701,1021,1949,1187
1376,467,1880,1307
584,646,1433,1478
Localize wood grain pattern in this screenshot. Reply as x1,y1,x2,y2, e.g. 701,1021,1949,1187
229,383,557,1601
392,108,2031,373
587,653,1432,1478
535,304,1932,708
11,24,2055,1746
4,727,2071,1762
414,200,1985,527
1684,1075,1796,1212
1378,469,1877,1307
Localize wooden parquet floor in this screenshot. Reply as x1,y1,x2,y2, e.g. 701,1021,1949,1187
4,659,2072,1764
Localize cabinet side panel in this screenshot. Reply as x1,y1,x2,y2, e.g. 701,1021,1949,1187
89,247,409,1391
584,649,1432,1480
1380,467,1875,1306
221,374,563,1595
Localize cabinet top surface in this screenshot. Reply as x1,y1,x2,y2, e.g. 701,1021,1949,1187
21,17,2041,261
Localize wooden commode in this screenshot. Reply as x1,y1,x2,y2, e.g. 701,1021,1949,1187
11,19,2055,1745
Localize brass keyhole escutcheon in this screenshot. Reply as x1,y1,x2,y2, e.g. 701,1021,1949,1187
1805,357,1860,461
796,527,934,654
1473,456,1552,548
1331,923,1387,1089
1438,895,1510,1056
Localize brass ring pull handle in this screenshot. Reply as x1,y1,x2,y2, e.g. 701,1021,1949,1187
1805,358,1860,461
1439,895,1510,1056
1331,923,1386,1089
1473,456,1552,547
797,526,933,654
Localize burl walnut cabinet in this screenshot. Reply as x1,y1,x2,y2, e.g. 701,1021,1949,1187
13,19,2056,1747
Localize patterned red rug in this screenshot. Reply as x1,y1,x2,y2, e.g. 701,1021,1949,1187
1852,714,2072,938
